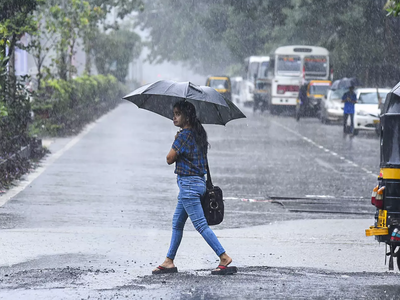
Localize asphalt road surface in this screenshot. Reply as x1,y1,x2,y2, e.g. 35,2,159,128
0,101,397,300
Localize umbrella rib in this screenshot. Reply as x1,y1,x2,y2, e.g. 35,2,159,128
213,103,226,125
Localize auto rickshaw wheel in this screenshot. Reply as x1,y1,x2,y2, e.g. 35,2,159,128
396,247,400,271
270,105,279,115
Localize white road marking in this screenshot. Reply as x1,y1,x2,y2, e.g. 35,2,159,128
271,120,378,178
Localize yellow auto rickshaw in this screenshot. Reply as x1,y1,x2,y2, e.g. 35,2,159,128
365,81,400,270
295,80,331,121
205,76,232,101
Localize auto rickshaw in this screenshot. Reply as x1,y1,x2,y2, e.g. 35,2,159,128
205,76,232,101
253,78,269,112
295,80,331,121
365,81,400,271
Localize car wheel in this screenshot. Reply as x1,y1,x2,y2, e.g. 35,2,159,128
353,129,359,136
375,124,381,136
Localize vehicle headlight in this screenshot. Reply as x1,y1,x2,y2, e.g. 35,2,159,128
357,110,368,116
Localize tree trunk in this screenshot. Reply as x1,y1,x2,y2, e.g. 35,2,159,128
8,34,17,103
84,35,91,75
59,49,68,81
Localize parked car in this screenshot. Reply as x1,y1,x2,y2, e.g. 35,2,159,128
351,88,390,135
319,88,347,123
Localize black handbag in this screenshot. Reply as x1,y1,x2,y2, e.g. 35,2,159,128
201,164,224,226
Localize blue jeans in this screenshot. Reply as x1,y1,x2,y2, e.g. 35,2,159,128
166,175,225,260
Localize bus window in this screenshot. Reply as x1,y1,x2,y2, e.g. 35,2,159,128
304,56,328,76
249,62,259,81
277,55,301,75
258,61,269,79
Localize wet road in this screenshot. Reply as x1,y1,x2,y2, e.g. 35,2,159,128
0,102,396,299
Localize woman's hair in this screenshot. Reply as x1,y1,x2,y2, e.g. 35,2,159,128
173,100,208,153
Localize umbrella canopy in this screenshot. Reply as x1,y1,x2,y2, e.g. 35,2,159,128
331,77,362,90
123,80,246,125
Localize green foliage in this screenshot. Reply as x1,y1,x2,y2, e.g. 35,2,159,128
138,0,400,87
92,29,142,83
0,0,39,37
0,1,38,157
30,74,124,136
386,0,400,16
44,0,98,80
137,0,291,74
0,104,7,116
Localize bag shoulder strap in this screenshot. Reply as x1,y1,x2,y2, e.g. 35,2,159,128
206,158,213,189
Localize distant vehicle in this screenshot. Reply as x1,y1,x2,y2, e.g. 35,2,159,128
205,76,231,101
242,56,269,107
320,88,347,124
230,76,242,104
266,45,331,114
351,88,390,135
252,56,270,112
296,80,331,120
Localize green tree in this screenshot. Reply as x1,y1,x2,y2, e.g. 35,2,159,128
26,9,56,90
137,0,400,86
0,0,38,97
83,0,144,74
45,0,93,80
0,0,39,156
136,0,292,74
92,29,142,83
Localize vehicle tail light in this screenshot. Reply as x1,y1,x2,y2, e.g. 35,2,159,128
374,186,385,209
391,227,400,242
277,85,299,94
370,185,379,206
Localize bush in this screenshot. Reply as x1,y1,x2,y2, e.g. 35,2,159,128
30,74,126,137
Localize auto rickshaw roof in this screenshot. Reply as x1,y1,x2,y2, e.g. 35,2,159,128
207,76,230,80
309,80,332,86
382,82,400,115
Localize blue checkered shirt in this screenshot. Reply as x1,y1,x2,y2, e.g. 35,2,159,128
172,129,207,176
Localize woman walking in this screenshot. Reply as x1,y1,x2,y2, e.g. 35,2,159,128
152,100,235,275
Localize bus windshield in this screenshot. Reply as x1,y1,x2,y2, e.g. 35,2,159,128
249,62,259,80
258,61,269,79
277,55,301,75
304,56,328,76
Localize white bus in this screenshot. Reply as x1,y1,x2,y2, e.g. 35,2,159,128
240,56,269,106
267,45,330,114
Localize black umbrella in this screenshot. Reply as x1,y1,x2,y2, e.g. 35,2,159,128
330,77,362,90
123,80,246,125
